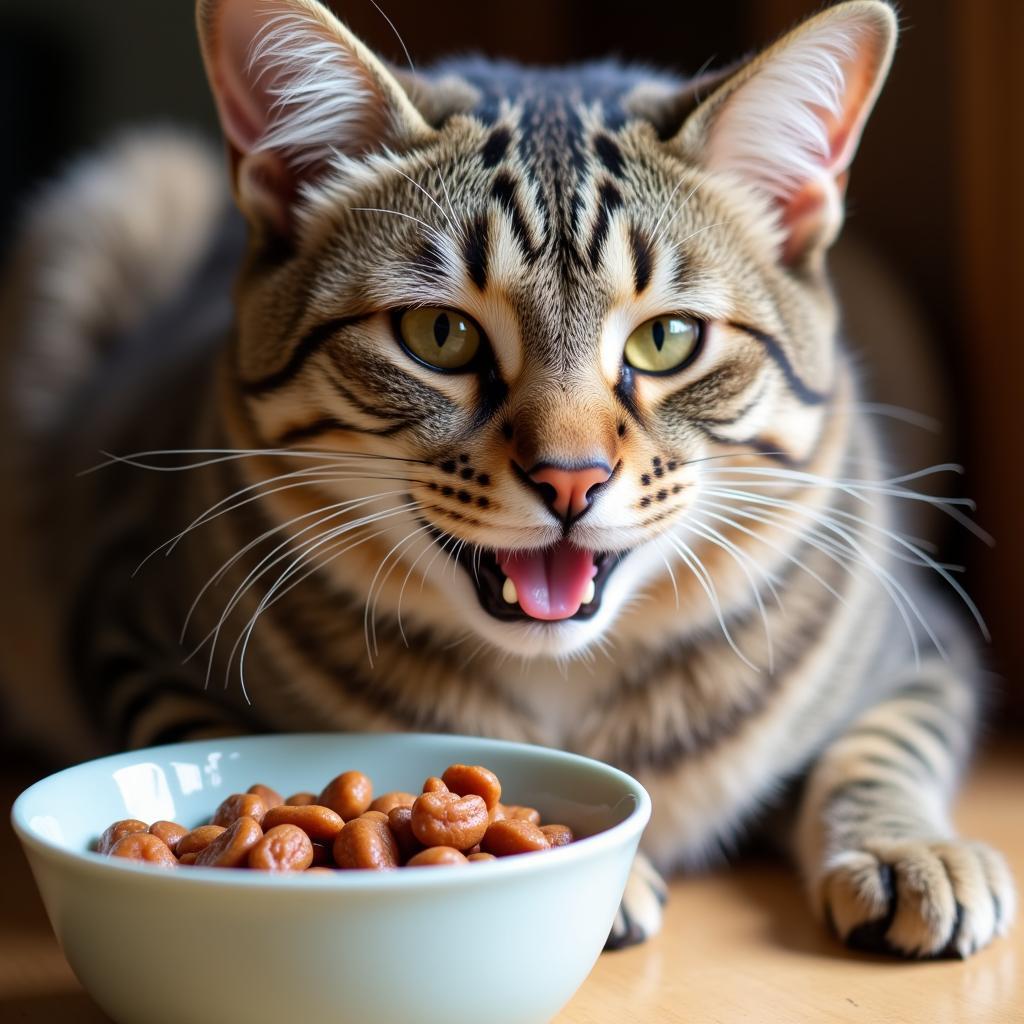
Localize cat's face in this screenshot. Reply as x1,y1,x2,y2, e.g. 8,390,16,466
199,0,894,659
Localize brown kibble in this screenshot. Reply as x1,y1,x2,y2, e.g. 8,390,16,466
359,810,389,824
212,793,267,827
248,824,314,872
148,821,188,853
195,816,263,868
387,806,423,862
304,866,336,875
262,804,344,842
332,816,399,870
490,803,507,823
467,851,497,863
421,776,448,794
540,824,574,848
369,791,416,815
176,825,227,857
504,805,541,826
109,832,178,867
178,852,198,865
96,819,149,855
285,792,318,806
319,770,373,820
310,841,333,867
411,791,488,852
481,819,550,857
247,783,284,810
407,846,469,867
441,764,501,811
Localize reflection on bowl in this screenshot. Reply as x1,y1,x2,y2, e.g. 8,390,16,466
12,733,650,1024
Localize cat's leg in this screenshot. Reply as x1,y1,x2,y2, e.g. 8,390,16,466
794,662,1015,958
605,850,668,950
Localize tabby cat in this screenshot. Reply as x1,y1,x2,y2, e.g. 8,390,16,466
0,0,1014,957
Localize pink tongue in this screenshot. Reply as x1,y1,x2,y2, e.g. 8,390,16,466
498,542,597,621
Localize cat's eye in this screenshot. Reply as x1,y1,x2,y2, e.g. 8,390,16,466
396,307,482,372
623,315,702,375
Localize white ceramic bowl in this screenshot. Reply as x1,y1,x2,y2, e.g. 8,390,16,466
12,733,650,1024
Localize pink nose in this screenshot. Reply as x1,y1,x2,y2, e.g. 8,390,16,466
528,462,613,521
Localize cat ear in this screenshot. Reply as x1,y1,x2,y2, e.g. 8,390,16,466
196,0,434,235
675,0,896,265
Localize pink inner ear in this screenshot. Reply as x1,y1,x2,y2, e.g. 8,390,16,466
820,27,888,177
212,2,281,156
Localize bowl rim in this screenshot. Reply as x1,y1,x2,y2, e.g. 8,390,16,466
11,732,651,891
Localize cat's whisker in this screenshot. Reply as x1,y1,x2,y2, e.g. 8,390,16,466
701,484,988,640
389,165,461,239
396,531,443,647
700,463,989,541
683,516,780,672
848,402,943,433
364,522,435,664
663,534,759,672
350,206,456,252
231,522,400,703
653,537,681,609
230,501,424,697
418,530,460,594
699,487,942,665
691,499,847,605
87,446,432,474
182,489,412,647
200,499,419,690
158,466,428,566
650,171,710,248
662,219,729,260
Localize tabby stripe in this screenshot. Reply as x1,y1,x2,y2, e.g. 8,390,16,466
593,133,625,178
846,724,939,778
729,322,830,405
587,181,624,270
463,214,490,290
694,425,801,465
241,314,370,395
276,416,407,446
629,224,653,293
480,126,511,167
490,171,540,262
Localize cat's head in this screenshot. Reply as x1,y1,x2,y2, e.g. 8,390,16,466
196,0,895,660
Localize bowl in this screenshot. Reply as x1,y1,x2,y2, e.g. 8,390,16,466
11,732,650,1024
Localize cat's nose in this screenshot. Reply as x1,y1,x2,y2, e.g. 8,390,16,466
524,461,613,523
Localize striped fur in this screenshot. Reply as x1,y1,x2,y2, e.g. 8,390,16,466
0,0,1012,957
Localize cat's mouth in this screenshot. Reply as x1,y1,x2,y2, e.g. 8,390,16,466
431,531,622,622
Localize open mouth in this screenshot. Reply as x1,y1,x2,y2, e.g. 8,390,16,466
431,531,624,623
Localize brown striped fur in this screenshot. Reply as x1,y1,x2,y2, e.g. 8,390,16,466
0,0,1012,956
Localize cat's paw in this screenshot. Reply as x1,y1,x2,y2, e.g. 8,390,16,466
605,851,667,951
819,838,1015,958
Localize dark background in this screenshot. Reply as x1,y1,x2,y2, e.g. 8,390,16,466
2,1,1020,724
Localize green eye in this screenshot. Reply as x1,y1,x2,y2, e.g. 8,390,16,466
397,308,482,371
623,316,702,375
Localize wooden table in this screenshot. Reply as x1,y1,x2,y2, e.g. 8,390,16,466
2,744,1021,1023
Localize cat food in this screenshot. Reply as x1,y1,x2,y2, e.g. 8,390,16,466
94,763,578,871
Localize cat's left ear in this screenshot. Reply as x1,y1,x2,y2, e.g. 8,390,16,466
675,0,896,265
196,0,435,236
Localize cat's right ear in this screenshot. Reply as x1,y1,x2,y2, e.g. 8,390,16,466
196,0,435,237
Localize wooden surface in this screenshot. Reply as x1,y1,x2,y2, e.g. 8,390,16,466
2,744,1021,1023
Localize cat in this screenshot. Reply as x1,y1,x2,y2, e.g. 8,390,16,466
0,0,1014,957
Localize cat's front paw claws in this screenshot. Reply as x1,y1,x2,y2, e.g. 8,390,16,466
819,838,1015,958
605,851,667,951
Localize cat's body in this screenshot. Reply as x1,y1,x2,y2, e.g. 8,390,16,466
0,0,1014,957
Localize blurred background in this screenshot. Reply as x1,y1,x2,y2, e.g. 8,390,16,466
0,0,1020,725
